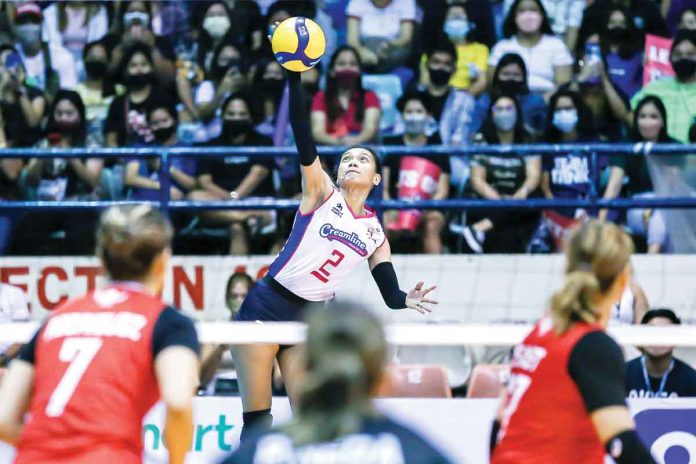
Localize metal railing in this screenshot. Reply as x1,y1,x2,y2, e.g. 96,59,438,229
0,143,693,216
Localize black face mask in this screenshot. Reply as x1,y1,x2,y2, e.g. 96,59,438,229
124,72,154,91
261,78,285,99
152,125,176,143
498,79,525,95
606,26,626,42
223,119,253,138
428,67,452,87
84,60,108,79
303,83,319,96
54,120,81,136
672,58,696,81
214,59,241,80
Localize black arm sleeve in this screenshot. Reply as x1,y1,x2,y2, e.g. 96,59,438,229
371,262,407,310
16,327,41,365
606,430,656,464
568,331,627,413
288,71,319,167
152,307,201,359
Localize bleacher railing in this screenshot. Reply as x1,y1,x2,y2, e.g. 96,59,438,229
0,143,694,216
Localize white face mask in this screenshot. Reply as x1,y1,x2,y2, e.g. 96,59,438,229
492,109,517,132
123,11,150,28
552,109,579,134
203,16,231,39
403,114,428,135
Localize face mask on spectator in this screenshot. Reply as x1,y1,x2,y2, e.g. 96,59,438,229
203,16,231,39
493,109,517,132
403,113,427,135
124,11,150,28
223,119,252,137
498,79,525,95
638,118,662,140
516,11,543,34
444,19,470,41
54,119,81,135
553,108,579,134
671,58,696,81
124,72,154,91
428,67,452,86
84,60,108,80
152,125,176,143
261,78,285,99
335,69,360,88
606,26,626,42
15,24,41,47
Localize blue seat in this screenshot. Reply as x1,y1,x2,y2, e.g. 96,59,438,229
362,74,403,135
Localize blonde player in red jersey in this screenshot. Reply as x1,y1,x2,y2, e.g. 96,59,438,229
0,205,200,464
491,220,655,464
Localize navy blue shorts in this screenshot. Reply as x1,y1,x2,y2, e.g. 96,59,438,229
236,275,326,322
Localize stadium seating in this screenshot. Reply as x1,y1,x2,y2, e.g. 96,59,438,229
378,364,452,398
466,364,510,398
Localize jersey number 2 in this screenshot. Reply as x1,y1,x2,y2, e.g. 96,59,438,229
311,250,345,283
45,337,103,417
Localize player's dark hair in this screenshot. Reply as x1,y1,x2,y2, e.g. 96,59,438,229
96,205,173,282
551,220,633,334
283,304,386,445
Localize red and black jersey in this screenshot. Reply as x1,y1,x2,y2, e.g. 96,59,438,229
14,284,199,464
492,317,627,464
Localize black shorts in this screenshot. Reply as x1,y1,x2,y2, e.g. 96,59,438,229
235,275,327,322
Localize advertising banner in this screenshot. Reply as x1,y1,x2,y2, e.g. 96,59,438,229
0,398,694,463
644,34,674,84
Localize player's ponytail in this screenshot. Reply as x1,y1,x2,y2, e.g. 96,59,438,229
285,305,386,446
550,220,633,334
96,205,173,281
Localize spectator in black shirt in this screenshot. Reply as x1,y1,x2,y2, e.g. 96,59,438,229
578,0,667,56
460,94,541,253
189,91,275,255
104,42,173,147
626,309,696,398
383,92,449,254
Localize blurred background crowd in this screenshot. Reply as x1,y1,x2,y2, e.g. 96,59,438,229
0,0,692,257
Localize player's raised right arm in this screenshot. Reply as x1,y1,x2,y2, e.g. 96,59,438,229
288,70,333,213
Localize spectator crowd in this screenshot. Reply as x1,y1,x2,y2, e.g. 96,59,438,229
0,0,692,256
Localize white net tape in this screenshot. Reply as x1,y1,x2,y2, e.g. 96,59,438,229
1,322,695,347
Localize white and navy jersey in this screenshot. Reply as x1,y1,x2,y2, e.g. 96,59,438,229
268,188,386,301
223,416,453,464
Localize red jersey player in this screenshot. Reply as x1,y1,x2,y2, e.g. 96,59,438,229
491,220,656,464
0,205,200,464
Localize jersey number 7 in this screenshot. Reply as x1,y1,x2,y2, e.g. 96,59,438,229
45,337,103,417
311,249,345,283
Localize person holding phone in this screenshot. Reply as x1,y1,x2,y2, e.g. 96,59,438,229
0,45,45,148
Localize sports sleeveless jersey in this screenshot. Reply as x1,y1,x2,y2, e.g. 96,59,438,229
15,285,169,464
492,318,606,464
269,188,386,301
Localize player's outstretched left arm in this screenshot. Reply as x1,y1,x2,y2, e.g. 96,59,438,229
0,359,34,445
368,239,438,314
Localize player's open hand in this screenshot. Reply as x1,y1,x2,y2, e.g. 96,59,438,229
405,282,438,314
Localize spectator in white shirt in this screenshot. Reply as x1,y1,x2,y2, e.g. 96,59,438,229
13,2,78,101
41,1,109,68
346,0,417,81
503,0,585,50
488,0,573,96
0,283,30,368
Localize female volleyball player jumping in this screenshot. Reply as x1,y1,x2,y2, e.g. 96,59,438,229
491,220,655,464
232,56,438,442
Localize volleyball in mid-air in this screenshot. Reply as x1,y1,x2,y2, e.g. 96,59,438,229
271,17,326,72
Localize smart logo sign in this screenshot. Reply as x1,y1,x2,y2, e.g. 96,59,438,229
634,409,696,464
143,414,238,453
